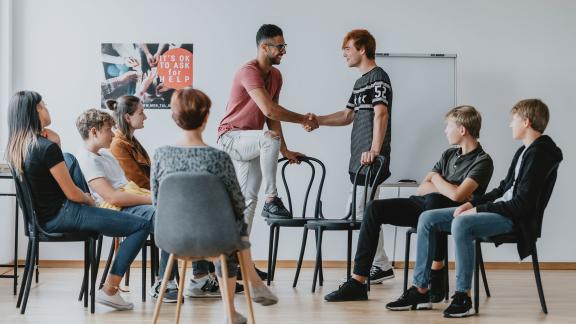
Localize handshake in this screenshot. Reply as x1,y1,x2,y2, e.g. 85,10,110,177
301,113,320,132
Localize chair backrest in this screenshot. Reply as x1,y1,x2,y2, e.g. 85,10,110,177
10,166,67,239
155,172,244,258
10,167,36,238
278,156,326,219
350,156,388,221
534,162,561,238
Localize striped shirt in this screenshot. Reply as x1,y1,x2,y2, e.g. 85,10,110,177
346,67,393,184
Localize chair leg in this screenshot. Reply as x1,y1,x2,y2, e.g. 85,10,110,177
152,253,176,324
125,268,130,287
346,229,352,280
83,240,89,308
267,225,274,286
293,227,308,288
175,259,188,324
474,241,480,314
20,238,37,314
150,237,157,286
478,245,490,297
34,241,39,284
443,234,450,301
271,226,280,281
316,229,324,286
311,228,323,293
90,238,97,314
531,245,548,314
220,255,235,324
80,236,103,302
142,242,147,302
99,238,115,289
16,240,32,308
238,252,256,324
403,230,412,293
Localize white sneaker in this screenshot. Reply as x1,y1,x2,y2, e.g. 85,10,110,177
252,285,278,306
96,289,134,310
224,311,247,324
187,276,221,298
184,275,211,297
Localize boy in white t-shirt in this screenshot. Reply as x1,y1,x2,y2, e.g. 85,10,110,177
75,108,179,303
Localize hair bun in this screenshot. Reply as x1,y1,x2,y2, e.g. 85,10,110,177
105,99,118,111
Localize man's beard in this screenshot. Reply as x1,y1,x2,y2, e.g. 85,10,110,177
267,53,281,65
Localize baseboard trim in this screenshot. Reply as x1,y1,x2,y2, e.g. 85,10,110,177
18,260,576,270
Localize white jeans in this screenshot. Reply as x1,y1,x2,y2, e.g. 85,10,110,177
346,185,392,271
219,130,280,234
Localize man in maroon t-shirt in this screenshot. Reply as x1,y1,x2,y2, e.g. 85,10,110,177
218,24,318,235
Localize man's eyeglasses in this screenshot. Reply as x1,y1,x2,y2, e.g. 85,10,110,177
266,43,287,51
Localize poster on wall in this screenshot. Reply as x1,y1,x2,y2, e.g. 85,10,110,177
100,43,193,109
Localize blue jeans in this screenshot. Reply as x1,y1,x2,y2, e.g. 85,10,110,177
43,154,152,277
412,207,514,292
120,205,178,281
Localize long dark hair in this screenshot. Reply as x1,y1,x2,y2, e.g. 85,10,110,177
6,91,43,174
105,95,141,141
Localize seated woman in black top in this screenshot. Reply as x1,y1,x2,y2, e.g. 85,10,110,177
6,91,152,311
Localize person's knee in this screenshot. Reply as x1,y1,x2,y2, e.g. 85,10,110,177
417,210,436,231
363,201,379,222
263,131,281,148
265,130,280,139
451,216,471,239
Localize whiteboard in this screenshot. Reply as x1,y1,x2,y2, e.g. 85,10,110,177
376,53,457,182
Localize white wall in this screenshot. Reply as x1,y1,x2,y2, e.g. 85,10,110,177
1,0,575,264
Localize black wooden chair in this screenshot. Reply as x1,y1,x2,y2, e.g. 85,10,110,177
473,162,560,315
294,156,387,292
10,167,99,314
265,156,326,286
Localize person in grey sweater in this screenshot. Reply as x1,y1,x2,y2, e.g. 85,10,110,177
151,87,278,324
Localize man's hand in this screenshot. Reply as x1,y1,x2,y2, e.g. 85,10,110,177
453,202,474,217
282,149,305,164
302,113,319,132
360,150,379,165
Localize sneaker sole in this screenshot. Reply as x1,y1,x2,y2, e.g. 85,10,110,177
253,296,278,306
444,309,474,318
386,302,432,311
186,293,222,298
96,298,134,311
325,296,368,302
370,274,395,284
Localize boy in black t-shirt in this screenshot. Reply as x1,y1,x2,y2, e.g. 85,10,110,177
324,105,493,303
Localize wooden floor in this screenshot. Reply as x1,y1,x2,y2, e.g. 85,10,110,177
1,267,575,323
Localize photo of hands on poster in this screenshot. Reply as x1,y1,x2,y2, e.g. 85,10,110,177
101,43,193,109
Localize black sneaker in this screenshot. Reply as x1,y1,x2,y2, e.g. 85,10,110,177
255,267,268,281
235,282,244,294
386,286,432,311
324,278,368,302
262,197,292,219
430,268,446,303
443,292,473,318
369,266,395,284
236,265,268,281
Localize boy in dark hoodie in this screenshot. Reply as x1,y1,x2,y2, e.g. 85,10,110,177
386,99,563,318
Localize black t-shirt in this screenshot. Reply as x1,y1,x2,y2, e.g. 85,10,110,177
347,66,393,185
23,137,66,221
431,145,494,199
